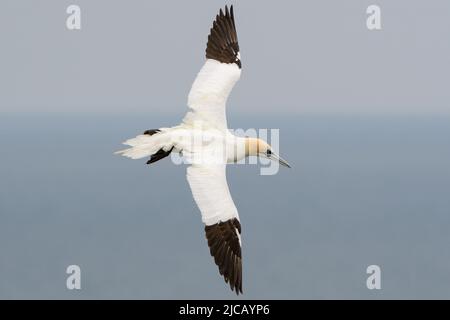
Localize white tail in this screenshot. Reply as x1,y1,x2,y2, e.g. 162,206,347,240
115,129,172,160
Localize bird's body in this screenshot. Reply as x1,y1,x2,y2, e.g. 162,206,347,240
117,125,248,165
116,5,290,295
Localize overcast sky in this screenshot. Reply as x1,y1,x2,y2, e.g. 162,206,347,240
1,0,450,115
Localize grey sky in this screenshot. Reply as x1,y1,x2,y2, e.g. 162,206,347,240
1,0,450,115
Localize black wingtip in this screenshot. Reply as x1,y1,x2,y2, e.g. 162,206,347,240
205,5,241,68
205,218,243,295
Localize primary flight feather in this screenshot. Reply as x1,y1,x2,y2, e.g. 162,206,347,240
116,5,290,295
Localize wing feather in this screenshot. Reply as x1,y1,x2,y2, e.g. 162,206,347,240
184,5,241,130
186,165,243,294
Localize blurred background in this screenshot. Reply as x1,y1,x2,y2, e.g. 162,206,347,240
0,0,450,299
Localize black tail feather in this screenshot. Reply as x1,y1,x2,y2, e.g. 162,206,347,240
142,129,173,165
143,129,160,136
146,147,174,165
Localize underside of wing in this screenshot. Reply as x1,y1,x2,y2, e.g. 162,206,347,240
185,5,242,130
205,218,242,294
186,165,243,294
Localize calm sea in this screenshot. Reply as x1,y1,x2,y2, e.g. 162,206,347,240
1,113,449,299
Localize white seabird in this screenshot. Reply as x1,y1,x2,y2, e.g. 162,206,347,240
116,5,290,294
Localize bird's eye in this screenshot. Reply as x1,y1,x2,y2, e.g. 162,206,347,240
267,149,272,156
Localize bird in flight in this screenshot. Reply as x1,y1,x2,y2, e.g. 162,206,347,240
116,5,290,295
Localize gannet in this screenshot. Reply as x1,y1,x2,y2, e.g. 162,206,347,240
116,5,291,295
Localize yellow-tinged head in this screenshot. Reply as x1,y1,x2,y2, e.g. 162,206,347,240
245,137,291,168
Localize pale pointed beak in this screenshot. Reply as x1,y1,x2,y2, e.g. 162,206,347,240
270,152,291,168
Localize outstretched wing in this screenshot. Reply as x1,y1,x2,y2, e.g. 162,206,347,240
186,164,243,294
205,5,240,66
184,5,242,131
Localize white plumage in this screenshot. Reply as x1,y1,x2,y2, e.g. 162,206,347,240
115,5,290,295
186,164,239,226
